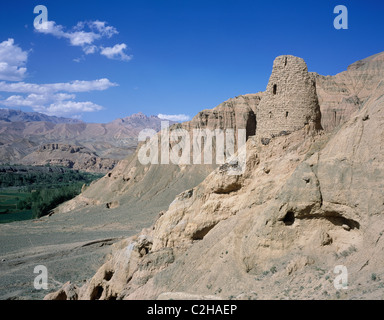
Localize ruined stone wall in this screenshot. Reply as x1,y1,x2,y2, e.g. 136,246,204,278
256,55,322,144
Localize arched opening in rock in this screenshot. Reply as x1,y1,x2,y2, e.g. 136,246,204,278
104,270,114,281
283,211,295,226
273,84,277,95
245,110,256,139
286,111,289,118
55,291,67,300
90,285,104,300
192,224,217,240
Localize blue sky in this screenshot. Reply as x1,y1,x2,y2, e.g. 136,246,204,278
0,0,383,123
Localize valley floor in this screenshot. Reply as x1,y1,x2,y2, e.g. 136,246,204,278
0,203,156,300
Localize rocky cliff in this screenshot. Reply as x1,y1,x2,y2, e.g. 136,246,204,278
46,52,384,300
20,143,118,173
316,52,384,131
54,93,260,216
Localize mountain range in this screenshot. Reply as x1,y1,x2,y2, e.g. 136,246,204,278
0,109,83,124
0,111,171,172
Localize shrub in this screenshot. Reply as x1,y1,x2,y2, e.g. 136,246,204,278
31,183,83,218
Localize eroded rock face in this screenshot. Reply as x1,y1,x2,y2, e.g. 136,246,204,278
117,88,383,300
184,94,260,140
46,52,384,300
20,143,117,173
316,52,384,131
44,281,79,300
56,94,261,215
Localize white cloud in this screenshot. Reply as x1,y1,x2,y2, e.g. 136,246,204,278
73,57,84,63
0,33,120,116
37,21,100,47
158,114,191,122
88,21,118,38
0,78,118,94
0,78,117,117
83,45,97,55
48,78,118,93
0,39,28,81
34,100,104,117
69,31,100,47
35,20,130,61
71,114,83,120
0,92,103,117
37,21,65,37
100,43,132,61
0,93,76,108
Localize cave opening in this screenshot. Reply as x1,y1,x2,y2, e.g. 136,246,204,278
283,211,295,226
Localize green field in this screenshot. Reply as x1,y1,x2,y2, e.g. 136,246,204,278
0,189,33,223
0,165,103,224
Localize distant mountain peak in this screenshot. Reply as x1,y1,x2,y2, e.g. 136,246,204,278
129,112,147,119
0,108,83,124
118,112,166,123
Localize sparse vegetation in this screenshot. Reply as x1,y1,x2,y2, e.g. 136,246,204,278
270,266,277,274
314,284,322,291
334,245,357,259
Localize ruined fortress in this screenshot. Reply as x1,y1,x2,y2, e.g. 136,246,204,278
135,55,324,167
255,55,323,144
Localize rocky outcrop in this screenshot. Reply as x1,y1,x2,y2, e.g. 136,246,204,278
184,94,260,139
46,52,384,300
55,94,261,215
316,52,384,131
20,143,118,173
44,281,79,300
75,88,383,300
